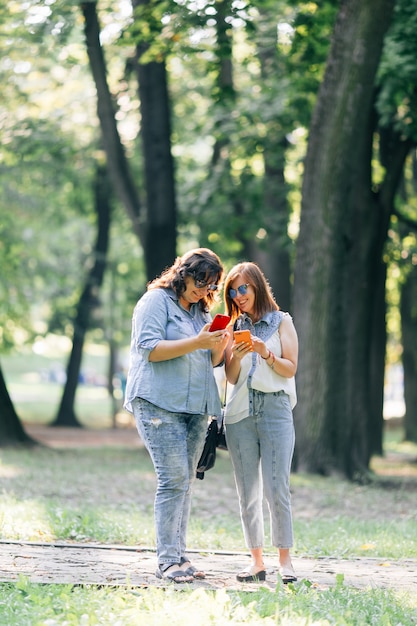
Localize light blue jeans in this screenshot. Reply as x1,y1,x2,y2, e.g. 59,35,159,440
225,390,295,550
132,397,207,568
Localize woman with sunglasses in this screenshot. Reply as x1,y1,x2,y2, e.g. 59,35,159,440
223,262,298,585
124,248,229,583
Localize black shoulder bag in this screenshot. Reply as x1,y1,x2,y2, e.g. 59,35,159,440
196,382,227,480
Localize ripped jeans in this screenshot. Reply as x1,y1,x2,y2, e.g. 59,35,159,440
132,397,207,567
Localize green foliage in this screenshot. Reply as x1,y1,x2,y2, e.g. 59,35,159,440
0,0,340,353
166,0,338,265
0,213,30,351
377,0,417,140
0,576,416,625
0,2,97,348
284,0,338,128
233,582,417,626
127,0,172,60
0,0,146,354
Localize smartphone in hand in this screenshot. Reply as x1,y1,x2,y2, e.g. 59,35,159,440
209,314,231,332
234,329,253,350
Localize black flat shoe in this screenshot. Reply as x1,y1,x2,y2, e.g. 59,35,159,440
236,569,266,582
279,566,297,584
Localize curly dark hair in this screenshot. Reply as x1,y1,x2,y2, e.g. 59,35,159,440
148,248,224,311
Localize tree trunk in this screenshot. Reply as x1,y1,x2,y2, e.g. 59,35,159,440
366,129,413,457
81,1,143,245
368,260,386,457
254,15,292,313
0,362,35,446
401,263,417,442
133,0,177,280
293,0,395,478
52,163,111,427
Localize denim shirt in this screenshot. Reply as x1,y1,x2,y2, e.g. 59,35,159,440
124,287,222,417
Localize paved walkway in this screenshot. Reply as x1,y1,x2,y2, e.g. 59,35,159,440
1,540,416,591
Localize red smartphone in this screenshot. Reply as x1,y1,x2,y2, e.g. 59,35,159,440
209,314,231,332
234,329,253,349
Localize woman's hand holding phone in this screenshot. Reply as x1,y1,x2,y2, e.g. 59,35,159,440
209,314,231,332
233,329,254,360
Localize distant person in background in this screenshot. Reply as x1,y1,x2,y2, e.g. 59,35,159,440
223,262,298,584
124,248,229,583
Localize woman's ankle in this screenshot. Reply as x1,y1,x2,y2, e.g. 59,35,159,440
251,562,265,572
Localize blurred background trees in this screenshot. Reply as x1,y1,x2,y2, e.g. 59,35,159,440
1,0,416,478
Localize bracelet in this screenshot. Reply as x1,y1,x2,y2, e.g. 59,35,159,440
262,350,276,368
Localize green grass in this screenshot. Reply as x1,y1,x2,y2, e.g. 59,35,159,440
1,346,417,623
0,576,416,625
0,437,417,624
3,379,114,426
2,342,117,426
1,443,417,556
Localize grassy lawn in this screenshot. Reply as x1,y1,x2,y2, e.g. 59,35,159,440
0,346,416,624
0,431,416,624
1,578,415,626
2,341,119,427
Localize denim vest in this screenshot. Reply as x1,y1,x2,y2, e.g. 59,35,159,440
225,311,297,424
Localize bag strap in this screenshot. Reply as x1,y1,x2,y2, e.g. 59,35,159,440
221,379,227,408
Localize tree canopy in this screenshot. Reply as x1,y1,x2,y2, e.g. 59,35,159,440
1,0,417,475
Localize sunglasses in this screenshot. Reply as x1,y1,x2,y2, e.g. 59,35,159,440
228,283,250,299
193,276,218,291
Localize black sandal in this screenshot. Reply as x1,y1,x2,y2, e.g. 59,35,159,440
279,566,297,584
155,563,194,584
236,568,266,582
180,556,206,579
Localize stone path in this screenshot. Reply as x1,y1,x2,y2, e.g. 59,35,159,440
0,540,416,591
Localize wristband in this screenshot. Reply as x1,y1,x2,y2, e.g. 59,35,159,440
262,350,276,368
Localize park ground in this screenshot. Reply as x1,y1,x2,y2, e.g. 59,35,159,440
0,423,415,592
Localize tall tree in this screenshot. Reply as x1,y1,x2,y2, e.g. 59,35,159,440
293,0,397,478
0,364,34,446
52,162,111,427
376,0,417,446
191,0,294,305
81,1,143,244
401,260,417,442
81,0,177,280
249,3,294,311
132,0,177,278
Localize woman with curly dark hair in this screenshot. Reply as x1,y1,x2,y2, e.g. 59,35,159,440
124,248,228,583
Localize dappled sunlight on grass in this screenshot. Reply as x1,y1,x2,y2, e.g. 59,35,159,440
3,343,117,426
0,462,24,479
371,427,417,477
0,577,415,626
293,517,417,559
5,379,115,426
371,455,417,477
1,427,417,560
0,496,55,542
46,506,156,545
